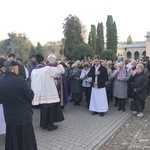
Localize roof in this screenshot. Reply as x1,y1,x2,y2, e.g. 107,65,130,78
117,41,146,48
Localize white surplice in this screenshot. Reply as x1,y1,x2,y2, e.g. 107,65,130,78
89,87,108,112
31,65,64,105
0,104,6,135
89,65,108,112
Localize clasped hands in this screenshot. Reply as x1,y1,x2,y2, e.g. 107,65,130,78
74,77,80,80
95,71,100,76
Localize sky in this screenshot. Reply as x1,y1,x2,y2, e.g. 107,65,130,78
0,0,150,45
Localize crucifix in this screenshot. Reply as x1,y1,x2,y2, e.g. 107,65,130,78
7,35,16,53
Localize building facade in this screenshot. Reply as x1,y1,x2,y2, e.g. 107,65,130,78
117,32,150,60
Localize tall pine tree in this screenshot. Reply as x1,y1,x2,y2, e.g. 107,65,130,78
111,22,118,54
88,25,96,54
96,22,104,55
106,15,113,50
106,15,118,55
63,14,83,58
36,42,43,56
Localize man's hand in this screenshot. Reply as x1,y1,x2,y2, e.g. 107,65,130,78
134,88,137,92
95,71,100,76
93,82,97,87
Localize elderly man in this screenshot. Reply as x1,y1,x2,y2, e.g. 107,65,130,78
31,53,65,131
0,60,37,150
0,57,6,135
8,53,26,79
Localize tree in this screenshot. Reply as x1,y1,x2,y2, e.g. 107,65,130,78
127,35,133,44
36,42,43,56
88,31,92,46
70,43,94,60
111,22,118,54
106,15,118,55
100,50,115,60
96,22,104,55
88,25,97,54
0,32,33,62
106,15,113,50
29,46,36,56
0,39,10,56
43,40,62,58
63,14,83,58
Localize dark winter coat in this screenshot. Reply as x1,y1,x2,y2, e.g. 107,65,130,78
0,72,34,126
18,64,26,79
0,69,5,77
133,72,149,101
68,68,82,93
88,65,108,88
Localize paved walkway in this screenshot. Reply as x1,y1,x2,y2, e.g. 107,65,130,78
0,100,132,150
100,96,150,150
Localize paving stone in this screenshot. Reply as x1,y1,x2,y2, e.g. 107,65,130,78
2,96,149,150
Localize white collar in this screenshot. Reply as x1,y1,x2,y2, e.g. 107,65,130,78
95,64,100,69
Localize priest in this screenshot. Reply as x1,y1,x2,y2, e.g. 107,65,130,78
31,53,65,131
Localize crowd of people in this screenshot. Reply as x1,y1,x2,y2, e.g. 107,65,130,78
0,52,150,150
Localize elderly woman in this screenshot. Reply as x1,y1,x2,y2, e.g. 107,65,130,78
80,62,92,108
128,60,137,98
111,62,131,111
102,61,113,104
131,63,149,117
68,63,82,106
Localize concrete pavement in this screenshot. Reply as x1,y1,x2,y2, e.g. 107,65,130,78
0,100,132,150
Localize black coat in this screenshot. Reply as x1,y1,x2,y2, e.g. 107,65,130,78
0,69,5,77
0,72,34,126
133,72,149,100
88,65,108,88
18,64,26,79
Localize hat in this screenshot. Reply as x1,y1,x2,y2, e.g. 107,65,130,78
75,60,81,66
3,60,19,67
47,53,57,64
36,54,44,63
136,63,144,70
0,58,7,68
117,62,124,67
72,63,78,68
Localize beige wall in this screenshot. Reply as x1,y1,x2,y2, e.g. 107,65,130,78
117,47,146,60
146,36,150,58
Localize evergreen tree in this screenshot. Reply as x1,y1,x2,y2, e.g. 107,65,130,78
63,14,83,58
36,42,43,56
106,15,113,50
88,25,96,54
88,31,92,46
106,15,118,55
101,49,115,60
70,43,94,60
96,22,104,55
111,22,118,54
29,46,36,56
